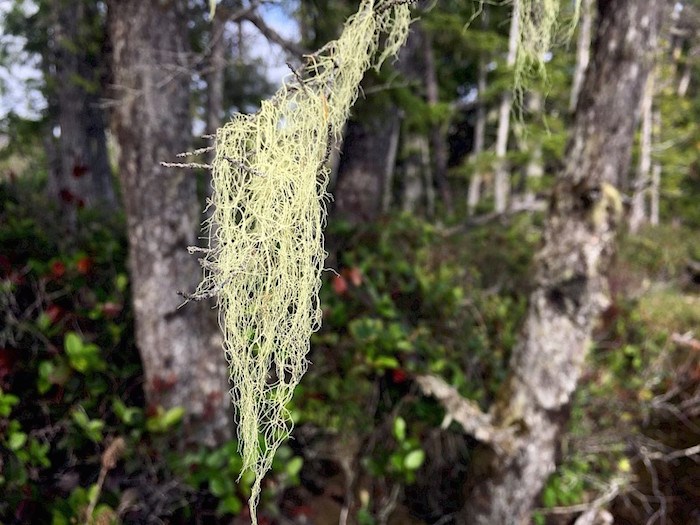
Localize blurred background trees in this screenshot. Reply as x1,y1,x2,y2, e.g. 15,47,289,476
1,0,699,523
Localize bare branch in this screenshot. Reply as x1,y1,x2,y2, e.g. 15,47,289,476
416,374,516,453
243,11,309,58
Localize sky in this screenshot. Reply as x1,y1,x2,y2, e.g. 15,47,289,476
0,0,300,121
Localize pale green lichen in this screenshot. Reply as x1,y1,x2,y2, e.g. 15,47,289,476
514,0,581,91
194,1,412,522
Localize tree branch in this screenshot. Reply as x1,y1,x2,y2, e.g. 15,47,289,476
243,11,309,58
416,374,517,453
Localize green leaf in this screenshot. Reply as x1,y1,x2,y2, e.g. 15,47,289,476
8,430,27,451
64,332,106,373
210,475,234,497
369,356,399,369
0,390,20,417
285,456,303,477
161,406,185,428
217,495,243,516
542,485,557,508
392,416,406,442
65,332,82,355
37,360,55,394
403,449,425,471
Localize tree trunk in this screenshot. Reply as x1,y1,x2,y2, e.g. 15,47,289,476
467,57,488,216
423,29,452,213
494,0,520,213
630,73,655,232
50,0,117,218
333,114,401,223
458,1,663,522
569,0,594,112
108,0,231,446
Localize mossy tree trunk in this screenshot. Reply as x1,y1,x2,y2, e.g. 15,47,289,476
107,0,231,446
456,0,663,522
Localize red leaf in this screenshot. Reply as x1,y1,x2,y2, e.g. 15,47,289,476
50,261,66,279
391,368,408,384
101,302,122,319
332,275,349,295
343,266,363,287
76,256,93,275
46,304,64,325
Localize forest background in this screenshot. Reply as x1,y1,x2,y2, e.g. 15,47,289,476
1,0,699,524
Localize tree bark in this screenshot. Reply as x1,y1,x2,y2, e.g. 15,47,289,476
569,0,594,113
333,114,401,223
107,0,231,446
457,1,663,522
49,0,117,217
493,0,520,214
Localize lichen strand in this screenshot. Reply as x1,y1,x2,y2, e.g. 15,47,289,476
195,1,412,521
514,0,581,92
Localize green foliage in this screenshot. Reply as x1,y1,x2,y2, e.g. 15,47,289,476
0,176,305,523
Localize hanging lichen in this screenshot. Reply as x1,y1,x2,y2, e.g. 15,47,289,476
190,1,413,522
514,0,581,91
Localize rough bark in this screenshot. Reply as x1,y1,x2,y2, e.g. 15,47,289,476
456,1,663,522
49,0,117,216
569,0,594,113
107,0,231,446
333,114,401,223
494,0,520,214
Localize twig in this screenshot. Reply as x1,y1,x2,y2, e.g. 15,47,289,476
223,156,267,177
84,438,126,525
176,145,215,158
160,161,212,170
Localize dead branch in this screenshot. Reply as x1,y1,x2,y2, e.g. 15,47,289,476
415,374,516,453
243,11,309,58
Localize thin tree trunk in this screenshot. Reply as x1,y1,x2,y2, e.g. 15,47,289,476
108,0,231,446
494,0,520,213
381,117,402,213
423,29,452,213
401,133,432,215
50,0,117,217
677,43,698,97
569,0,594,112
207,11,226,138
650,108,662,226
650,164,661,226
521,92,544,204
467,57,488,216
630,73,655,232
458,1,663,522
